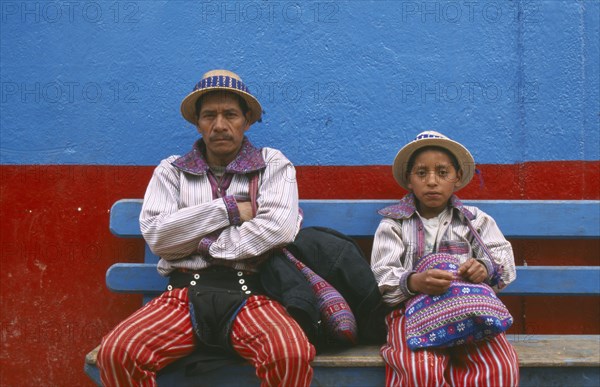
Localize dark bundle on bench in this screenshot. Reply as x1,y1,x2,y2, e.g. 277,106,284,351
85,199,600,387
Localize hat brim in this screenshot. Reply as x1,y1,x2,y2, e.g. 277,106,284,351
180,87,262,125
392,137,475,191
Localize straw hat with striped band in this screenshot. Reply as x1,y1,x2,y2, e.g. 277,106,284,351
393,131,475,191
180,69,262,125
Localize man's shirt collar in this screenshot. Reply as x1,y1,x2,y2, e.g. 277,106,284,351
172,136,266,175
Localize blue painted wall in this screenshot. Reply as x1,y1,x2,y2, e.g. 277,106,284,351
1,0,598,166
1,3,599,386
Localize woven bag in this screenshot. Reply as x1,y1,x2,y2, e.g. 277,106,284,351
405,253,513,350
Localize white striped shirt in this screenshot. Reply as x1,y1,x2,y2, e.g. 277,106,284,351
140,138,301,276
371,194,516,307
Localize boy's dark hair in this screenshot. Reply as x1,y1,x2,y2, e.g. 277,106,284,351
195,90,249,119
406,146,461,176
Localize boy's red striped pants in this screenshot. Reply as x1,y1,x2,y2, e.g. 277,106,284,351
97,288,315,387
381,308,520,387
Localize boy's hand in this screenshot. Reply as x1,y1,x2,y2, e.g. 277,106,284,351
408,269,454,296
458,258,488,284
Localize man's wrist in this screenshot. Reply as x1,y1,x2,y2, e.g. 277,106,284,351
223,195,241,226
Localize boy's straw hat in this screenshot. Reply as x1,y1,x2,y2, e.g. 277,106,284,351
393,131,475,190
180,69,262,125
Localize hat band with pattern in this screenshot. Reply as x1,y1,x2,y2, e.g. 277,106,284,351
193,75,250,94
415,132,445,140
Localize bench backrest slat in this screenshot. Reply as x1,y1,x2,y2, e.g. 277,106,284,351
110,199,600,239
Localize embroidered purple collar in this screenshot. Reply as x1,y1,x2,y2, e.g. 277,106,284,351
171,136,266,175
378,193,475,220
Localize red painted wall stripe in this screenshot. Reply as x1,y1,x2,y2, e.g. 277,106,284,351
296,161,600,199
0,162,598,387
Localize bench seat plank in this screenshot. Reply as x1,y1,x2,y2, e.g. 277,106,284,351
510,335,600,367
106,264,600,296
109,199,600,239
85,335,600,368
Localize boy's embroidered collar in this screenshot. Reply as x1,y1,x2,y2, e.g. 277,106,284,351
378,193,475,220
172,136,266,175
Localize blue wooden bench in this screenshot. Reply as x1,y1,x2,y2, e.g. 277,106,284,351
85,199,600,386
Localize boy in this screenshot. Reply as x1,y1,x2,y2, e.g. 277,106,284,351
371,131,519,386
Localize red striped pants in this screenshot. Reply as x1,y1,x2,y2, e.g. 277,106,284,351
381,309,520,387
97,288,315,387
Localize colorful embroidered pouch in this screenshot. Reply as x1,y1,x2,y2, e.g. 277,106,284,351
404,253,513,350
283,248,358,345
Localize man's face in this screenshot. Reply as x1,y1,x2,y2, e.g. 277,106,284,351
407,149,462,219
196,91,251,166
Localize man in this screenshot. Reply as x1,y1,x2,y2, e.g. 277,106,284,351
97,70,315,386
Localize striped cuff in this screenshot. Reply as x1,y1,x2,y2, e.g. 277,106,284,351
223,195,241,226
197,231,220,256
480,258,506,289
399,270,417,298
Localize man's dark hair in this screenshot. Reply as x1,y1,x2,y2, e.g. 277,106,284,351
195,90,249,119
406,145,461,175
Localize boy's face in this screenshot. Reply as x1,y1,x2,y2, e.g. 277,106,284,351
407,149,462,219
